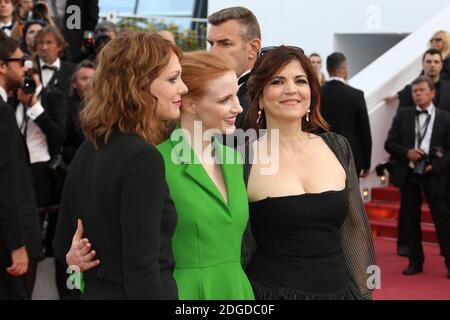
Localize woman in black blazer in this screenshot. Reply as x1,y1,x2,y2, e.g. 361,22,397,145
53,32,188,299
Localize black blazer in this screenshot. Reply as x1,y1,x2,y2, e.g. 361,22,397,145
38,60,76,95
385,107,450,197
398,79,450,112
53,131,178,299
0,98,41,262
320,80,372,174
63,93,84,164
63,0,99,60
236,73,250,129
442,56,450,80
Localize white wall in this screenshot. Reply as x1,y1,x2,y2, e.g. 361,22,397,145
209,0,450,74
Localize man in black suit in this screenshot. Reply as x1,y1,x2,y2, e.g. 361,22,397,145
45,0,99,60
385,49,450,112
320,52,372,177
207,6,261,129
13,67,70,298
385,76,450,278
0,31,41,299
35,25,75,95
63,59,94,165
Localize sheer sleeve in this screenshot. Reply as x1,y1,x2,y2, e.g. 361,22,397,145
322,132,378,300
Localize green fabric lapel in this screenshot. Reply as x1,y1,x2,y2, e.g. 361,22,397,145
169,126,234,212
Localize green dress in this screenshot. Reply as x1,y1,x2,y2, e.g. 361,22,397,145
157,128,254,300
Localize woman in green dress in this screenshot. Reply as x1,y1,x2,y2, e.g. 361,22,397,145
65,51,254,300
156,51,253,299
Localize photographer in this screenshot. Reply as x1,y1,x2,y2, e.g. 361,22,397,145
10,0,56,39
0,31,40,299
14,65,70,298
73,21,116,63
385,75,450,279
44,0,99,61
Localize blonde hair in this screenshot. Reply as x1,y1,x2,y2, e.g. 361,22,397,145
180,51,235,102
430,30,450,59
81,32,182,147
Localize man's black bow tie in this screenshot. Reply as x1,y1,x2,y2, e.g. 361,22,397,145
416,110,429,116
42,65,58,71
1,24,13,31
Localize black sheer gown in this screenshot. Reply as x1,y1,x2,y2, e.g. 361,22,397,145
241,132,377,300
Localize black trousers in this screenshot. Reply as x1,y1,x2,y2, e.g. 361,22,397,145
400,171,450,266
0,257,38,300
397,206,407,247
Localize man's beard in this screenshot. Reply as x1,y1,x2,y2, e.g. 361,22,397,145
6,75,24,91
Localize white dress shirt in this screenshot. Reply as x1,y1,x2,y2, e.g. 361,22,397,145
238,69,252,89
328,76,347,84
0,86,7,102
40,58,61,88
414,103,436,154
15,85,51,164
0,19,13,37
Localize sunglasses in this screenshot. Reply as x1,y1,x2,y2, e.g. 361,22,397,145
257,46,305,59
3,56,27,67
430,38,444,43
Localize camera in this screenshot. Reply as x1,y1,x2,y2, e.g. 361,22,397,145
83,31,95,51
413,146,445,176
85,32,111,54
23,73,36,95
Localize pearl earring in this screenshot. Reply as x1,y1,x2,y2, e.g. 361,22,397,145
256,110,262,124
306,110,311,122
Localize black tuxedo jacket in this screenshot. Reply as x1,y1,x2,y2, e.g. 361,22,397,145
0,98,41,262
54,131,178,299
63,93,84,164
38,86,70,157
320,80,372,173
63,0,99,60
12,86,70,159
385,107,450,198
236,73,250,129
38,59,76,95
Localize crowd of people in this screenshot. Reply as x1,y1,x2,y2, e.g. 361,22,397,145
0,2,448,301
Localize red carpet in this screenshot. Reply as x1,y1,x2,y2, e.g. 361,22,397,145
373,238,450,300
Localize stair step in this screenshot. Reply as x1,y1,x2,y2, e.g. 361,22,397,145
365,200,433,223
371,186,401,202
369,218,437,243
371,186,429,204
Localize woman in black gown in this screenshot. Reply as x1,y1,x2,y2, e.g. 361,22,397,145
241,46,377,300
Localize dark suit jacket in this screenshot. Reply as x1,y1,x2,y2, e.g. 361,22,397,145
398,79,450,112
63,93,84,164
53,131,178,299
34,87,70,158
320,80,372,174
63,0,99,60
236,72,250,129
38,59,76,96
0,98,41,263
385,107,450,198
442,56,450,80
